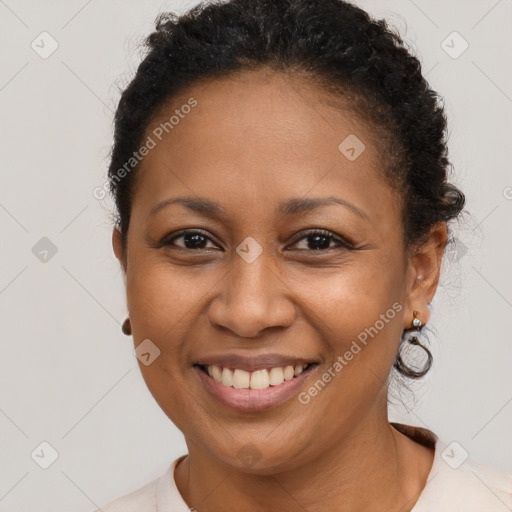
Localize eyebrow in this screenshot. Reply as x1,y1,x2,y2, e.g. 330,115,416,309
149,195,368,219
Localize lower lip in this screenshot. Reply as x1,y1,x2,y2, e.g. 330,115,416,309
194,365,317,412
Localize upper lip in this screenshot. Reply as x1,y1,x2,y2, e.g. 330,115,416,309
194,353,318,372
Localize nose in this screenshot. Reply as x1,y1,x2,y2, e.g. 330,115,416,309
207,250,296,338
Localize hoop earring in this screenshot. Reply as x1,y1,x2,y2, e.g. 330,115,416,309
394,317,432,379
122,317,132,335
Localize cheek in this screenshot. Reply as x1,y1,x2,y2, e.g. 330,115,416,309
125,257,214,338
298,258,407,415
124,258,207,430
294,255,406,342
292,265,406,437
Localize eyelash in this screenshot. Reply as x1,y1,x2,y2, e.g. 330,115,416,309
160,228,354,252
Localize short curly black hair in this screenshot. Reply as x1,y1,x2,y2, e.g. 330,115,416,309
107,0,465,379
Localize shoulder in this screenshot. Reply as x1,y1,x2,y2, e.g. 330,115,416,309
88,476,159,512
390,423,512,511
88,456,189,512
413,439,512,511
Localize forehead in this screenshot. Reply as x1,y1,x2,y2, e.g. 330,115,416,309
131,68,397,223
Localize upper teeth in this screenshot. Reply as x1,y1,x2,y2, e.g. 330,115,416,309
206,364,308,390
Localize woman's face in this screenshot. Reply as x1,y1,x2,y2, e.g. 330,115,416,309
113,68,442,473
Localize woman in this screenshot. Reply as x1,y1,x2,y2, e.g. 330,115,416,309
94,0,512,510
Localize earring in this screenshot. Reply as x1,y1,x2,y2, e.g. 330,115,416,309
395,310,432,378
412,310,422,329
122,317,132,335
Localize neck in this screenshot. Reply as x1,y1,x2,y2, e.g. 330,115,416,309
174,415,434,512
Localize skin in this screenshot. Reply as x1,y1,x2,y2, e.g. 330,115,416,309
112,67,447,512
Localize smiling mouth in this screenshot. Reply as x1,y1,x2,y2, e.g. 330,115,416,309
196,363,317,390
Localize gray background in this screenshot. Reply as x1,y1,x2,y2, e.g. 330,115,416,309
0,0,511,510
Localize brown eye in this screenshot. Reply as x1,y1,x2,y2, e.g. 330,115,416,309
162,229,220,250
289,229,353,251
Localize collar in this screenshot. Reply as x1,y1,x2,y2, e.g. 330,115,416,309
156,454,190,511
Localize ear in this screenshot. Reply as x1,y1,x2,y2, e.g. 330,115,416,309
403,222,447,329
112,227,127,273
